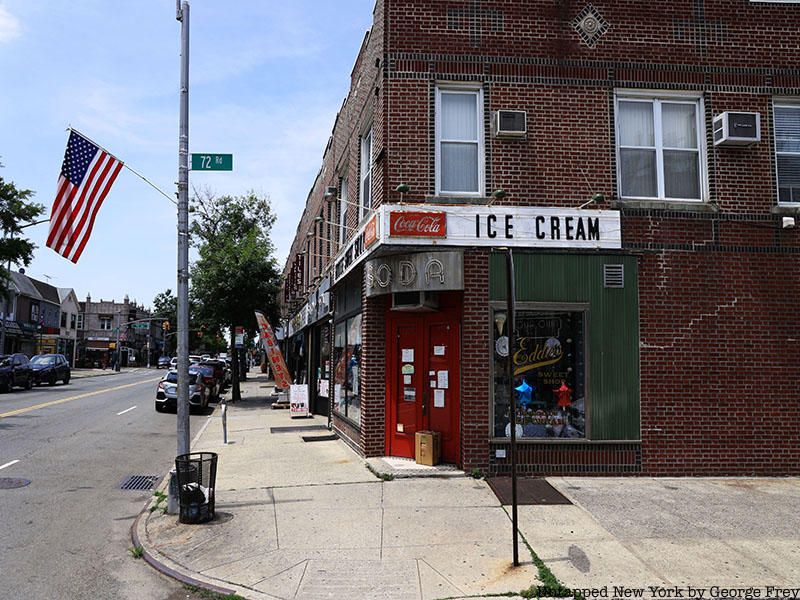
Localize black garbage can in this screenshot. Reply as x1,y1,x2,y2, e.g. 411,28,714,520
175,452,217,524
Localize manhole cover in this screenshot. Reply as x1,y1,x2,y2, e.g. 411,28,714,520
0,477,31,489
119,475,159,491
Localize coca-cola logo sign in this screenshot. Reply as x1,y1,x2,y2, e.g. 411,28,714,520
389,211,446,238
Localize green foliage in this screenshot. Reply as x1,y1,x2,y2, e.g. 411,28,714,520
183,584,246,600
470,468,485,479
189,189,281,335
150,490,168,514
0,166,45,300
128,545,144,559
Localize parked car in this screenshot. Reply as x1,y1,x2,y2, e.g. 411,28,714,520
30,354,71,386
0,353,34,392
192,364,220,401
157,356,171,369
170,357,178,368
155,369,208,412
200,359,227,391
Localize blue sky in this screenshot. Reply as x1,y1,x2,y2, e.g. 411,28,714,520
0,0,373,307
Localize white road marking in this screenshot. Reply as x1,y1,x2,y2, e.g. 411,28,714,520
117,405,137,416
0,459,20,471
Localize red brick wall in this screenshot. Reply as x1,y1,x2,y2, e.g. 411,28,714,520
285,0,800,475
361,290,388,457
461,248,492,472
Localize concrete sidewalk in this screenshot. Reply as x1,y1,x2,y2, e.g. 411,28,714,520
134,372,800,599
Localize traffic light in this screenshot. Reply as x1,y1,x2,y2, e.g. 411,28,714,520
162,321,170,331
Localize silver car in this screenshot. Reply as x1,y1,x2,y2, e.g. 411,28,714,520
155,369,208,412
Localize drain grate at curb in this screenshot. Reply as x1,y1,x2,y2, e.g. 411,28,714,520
119,475,159,491
486,477,573,505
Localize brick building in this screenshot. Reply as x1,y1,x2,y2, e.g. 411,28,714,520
280,0,800,476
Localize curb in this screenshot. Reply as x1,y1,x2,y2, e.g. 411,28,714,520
131,509,242,598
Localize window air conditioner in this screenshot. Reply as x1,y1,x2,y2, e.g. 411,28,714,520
391,291,439,312
713,112,761,146
492,110,527,138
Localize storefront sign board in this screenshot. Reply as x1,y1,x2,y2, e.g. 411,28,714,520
332,212,381,284
365,251,464,297
255,311,292,390
389,211,447,238
289,384,309,417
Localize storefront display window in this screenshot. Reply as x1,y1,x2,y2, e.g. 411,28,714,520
493,308,586,439
333,313,362,425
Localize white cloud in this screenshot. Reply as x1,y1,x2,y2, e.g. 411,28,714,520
0,5,20,43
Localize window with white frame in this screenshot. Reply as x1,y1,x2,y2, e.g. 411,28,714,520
359,129,372,220
76,314,83,330
616,93,705,201
338,177,348,246
774,103,800,204
99,316,112,331
436,86,484,196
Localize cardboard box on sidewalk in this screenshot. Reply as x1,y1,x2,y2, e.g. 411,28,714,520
415,431,441,466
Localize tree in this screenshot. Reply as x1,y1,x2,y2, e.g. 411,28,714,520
0,164,45,301
152,289,177,356
189,189,281,401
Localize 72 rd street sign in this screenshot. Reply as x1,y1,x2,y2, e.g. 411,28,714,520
191,153,233,171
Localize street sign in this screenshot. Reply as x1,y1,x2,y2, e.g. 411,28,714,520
131,323,149,331
191,153,233,171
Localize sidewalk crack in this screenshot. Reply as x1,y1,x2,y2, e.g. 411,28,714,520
270,487,280,549
380,481,385,560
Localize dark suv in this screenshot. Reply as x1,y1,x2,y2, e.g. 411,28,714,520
0,353,34,392
30,354,71,386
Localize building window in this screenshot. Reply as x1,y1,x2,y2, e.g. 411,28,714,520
70,313,76,330
30,304,39,323
60,311,67,328
76,314,83,330
615,93,705,201
774,103,800,204
436,86,484,196
333,313,362,426
359,129,372,220
492,308,586,439
99,316,113,331
338,178,348,246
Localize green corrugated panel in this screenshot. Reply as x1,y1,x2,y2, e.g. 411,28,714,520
490,253,640,441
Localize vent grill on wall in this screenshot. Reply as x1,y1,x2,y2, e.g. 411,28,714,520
603,264,624,288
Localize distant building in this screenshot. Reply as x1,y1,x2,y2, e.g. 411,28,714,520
0,270,60,356
77,293,163,368
57,288,80,366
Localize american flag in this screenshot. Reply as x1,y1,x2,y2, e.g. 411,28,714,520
46,130,123,263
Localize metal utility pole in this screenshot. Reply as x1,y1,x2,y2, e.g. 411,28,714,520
505,248,519,567
176,0,191,456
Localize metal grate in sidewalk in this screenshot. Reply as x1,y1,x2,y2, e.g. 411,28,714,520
119,475,159,491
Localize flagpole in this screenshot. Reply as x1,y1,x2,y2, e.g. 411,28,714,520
176,0,191,457
66,127,177,206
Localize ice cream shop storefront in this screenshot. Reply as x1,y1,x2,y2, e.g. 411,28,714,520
325,204,642,475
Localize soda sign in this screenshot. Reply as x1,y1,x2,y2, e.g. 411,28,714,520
389,211,446,238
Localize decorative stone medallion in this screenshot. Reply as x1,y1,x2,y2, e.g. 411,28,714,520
572,4,610,48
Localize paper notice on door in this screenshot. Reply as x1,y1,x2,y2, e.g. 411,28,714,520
397,423,404,432
402,348,414,362
404,388,416,402
434,389,445,408
402,364,414,375
437,370,449,389
403,374,412,385
434,345,445,356
430,380,436,388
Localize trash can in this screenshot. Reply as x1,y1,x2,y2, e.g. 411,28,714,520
175,452,217,524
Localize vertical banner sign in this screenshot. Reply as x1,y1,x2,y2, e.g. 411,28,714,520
254,311,292,390
234,326,245,349
289,384,309,417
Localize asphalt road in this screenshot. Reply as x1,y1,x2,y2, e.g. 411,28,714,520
0,369,217,600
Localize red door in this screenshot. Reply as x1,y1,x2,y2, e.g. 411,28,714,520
386,304,461,465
